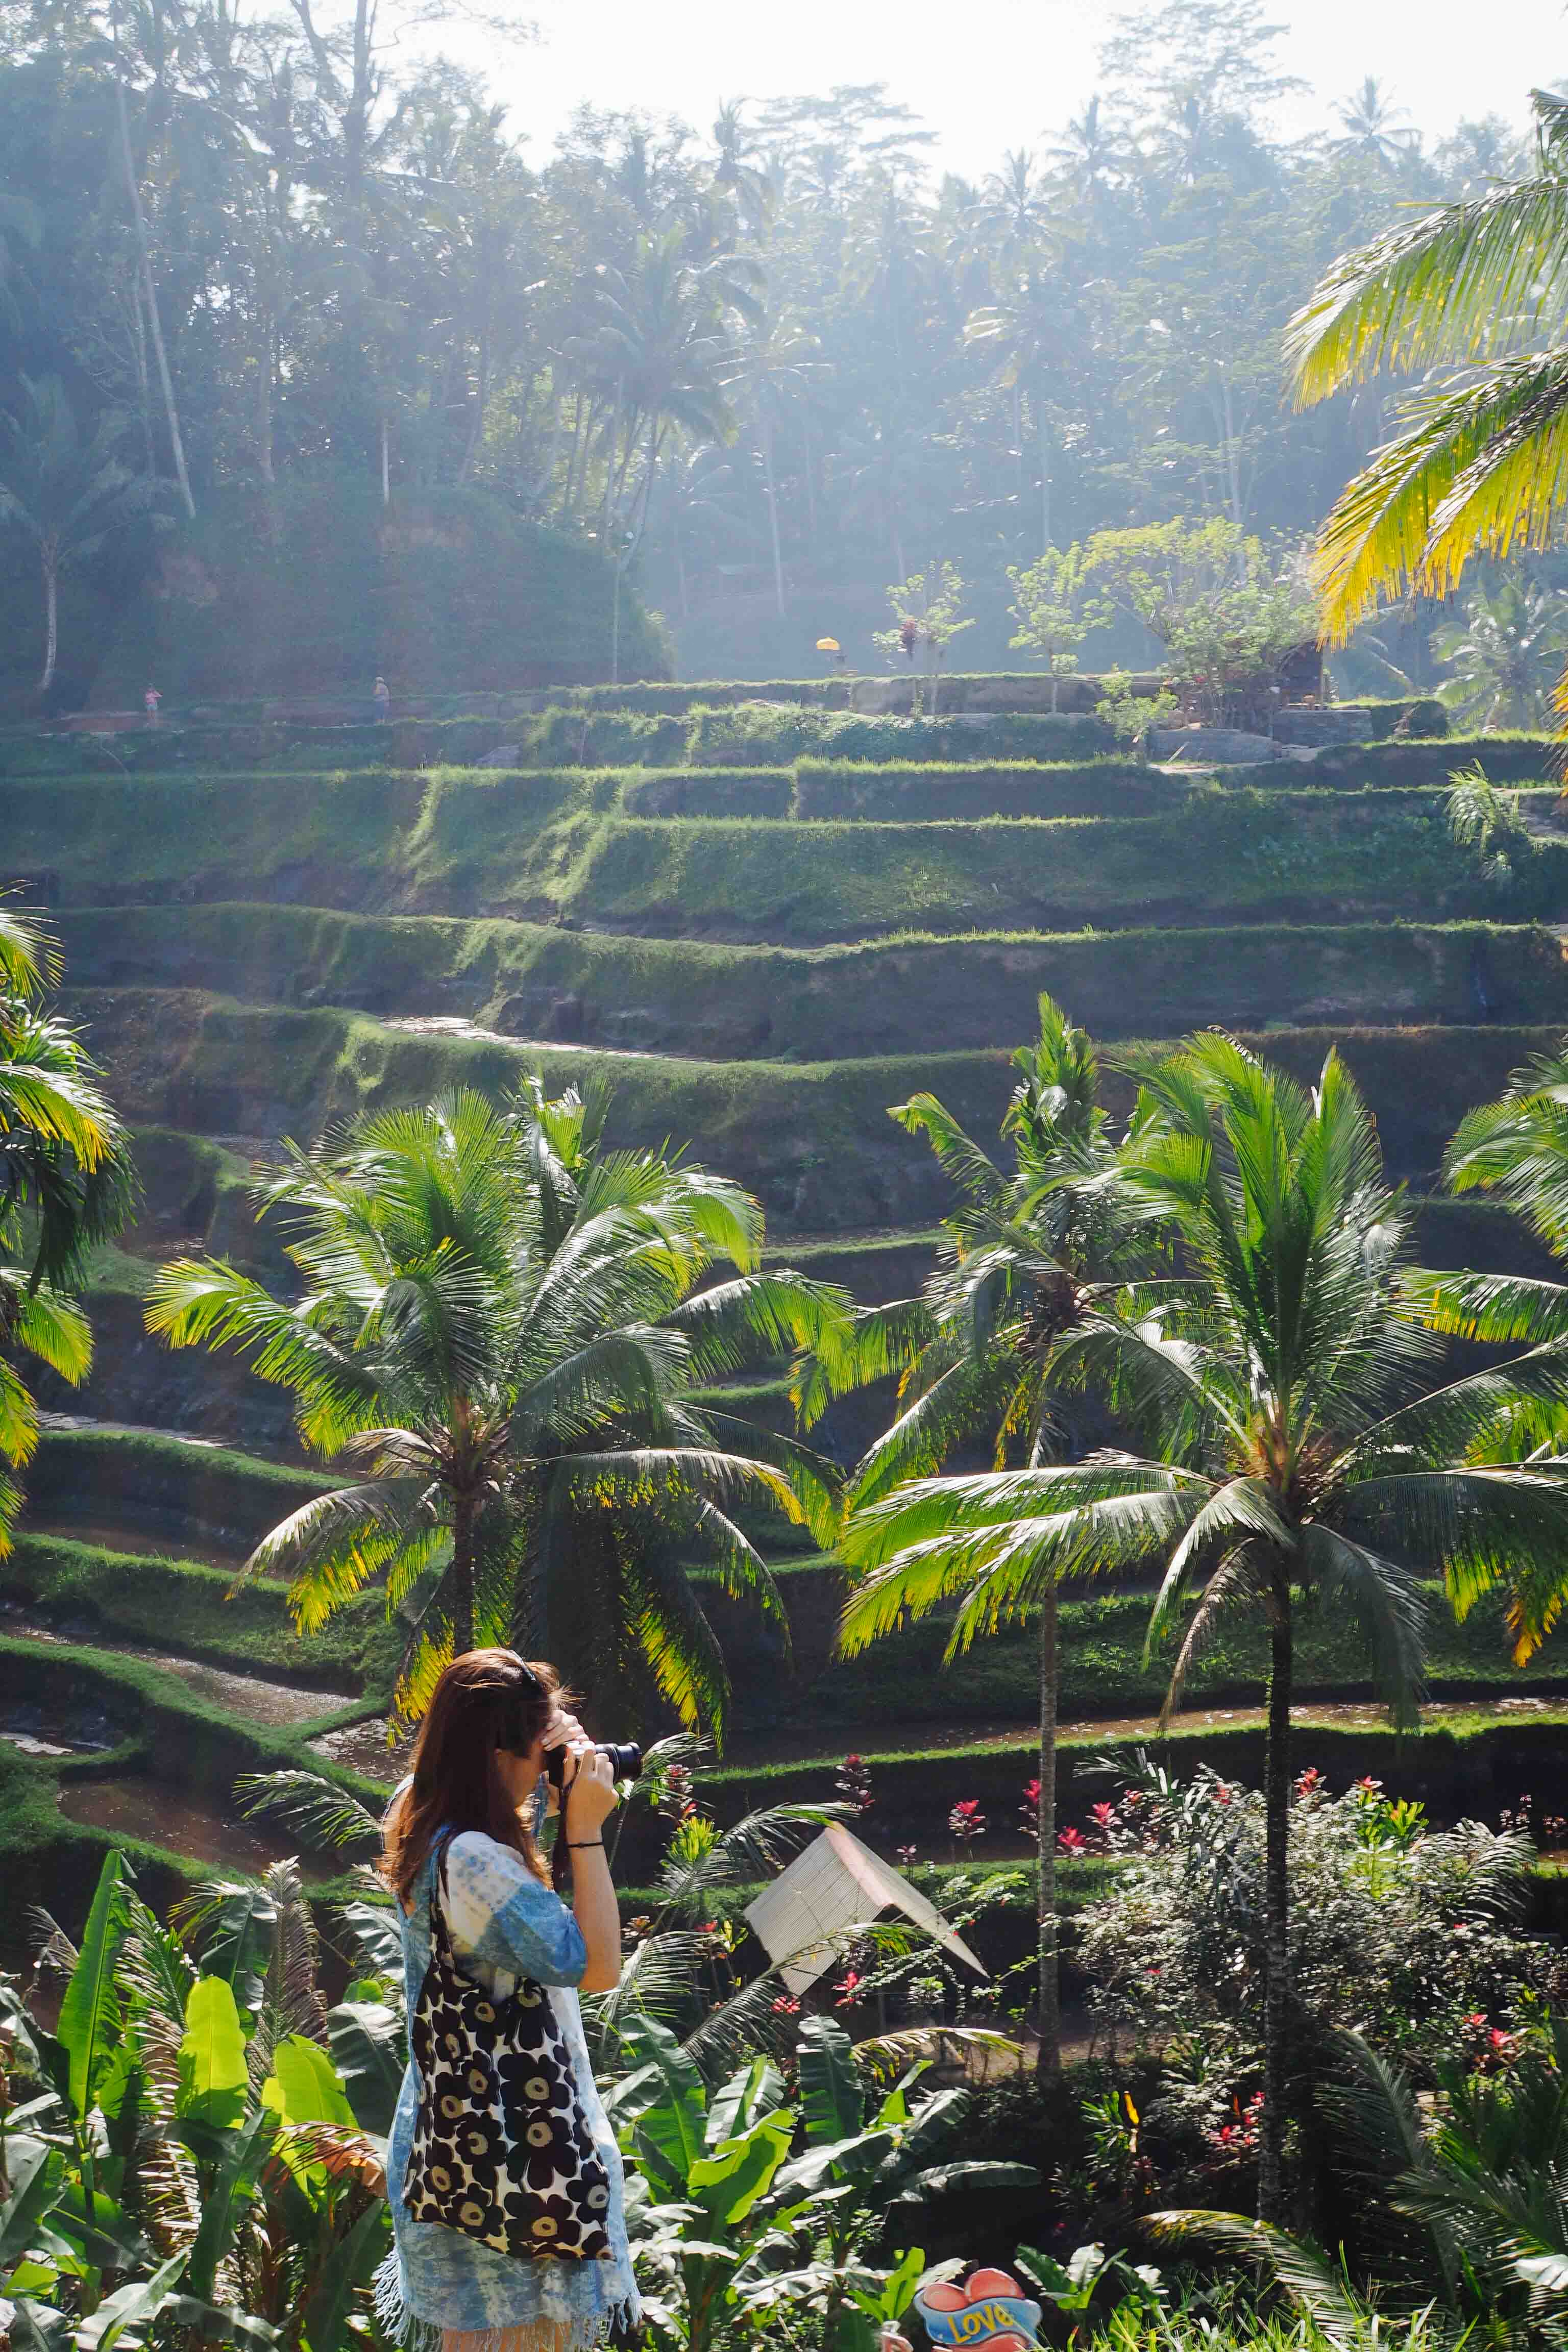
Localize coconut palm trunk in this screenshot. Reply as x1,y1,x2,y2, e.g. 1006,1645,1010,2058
1260,1585,1293,2219
38,534,58,696
1037,1579,1061,2075
450,1485,476,1659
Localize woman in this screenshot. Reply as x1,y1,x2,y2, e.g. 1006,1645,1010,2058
378,1649,640,2352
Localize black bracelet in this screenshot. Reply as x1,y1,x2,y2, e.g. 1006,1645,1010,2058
567,1839,604,1850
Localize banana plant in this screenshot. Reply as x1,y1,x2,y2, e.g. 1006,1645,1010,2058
743,2017,1039,2352
0,1850,390,2350
608,2019,796,2352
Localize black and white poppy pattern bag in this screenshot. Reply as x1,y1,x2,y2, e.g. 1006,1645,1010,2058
404,1868,613,2261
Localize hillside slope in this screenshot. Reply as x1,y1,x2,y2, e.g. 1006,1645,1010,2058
3,693,1567,1898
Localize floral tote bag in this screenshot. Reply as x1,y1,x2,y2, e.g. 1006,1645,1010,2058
403,1855,614,2261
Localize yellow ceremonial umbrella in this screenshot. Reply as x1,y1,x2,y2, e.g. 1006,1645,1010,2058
816,638,840,652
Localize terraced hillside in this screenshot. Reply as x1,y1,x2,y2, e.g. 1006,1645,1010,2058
6,696,1568,1915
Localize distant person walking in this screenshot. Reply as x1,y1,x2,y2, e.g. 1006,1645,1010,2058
373,674,391,722
143,684,162,725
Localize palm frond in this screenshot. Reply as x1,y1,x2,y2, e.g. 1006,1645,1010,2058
1286,166,1568,403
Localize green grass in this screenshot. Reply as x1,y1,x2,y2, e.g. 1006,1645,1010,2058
54,902,1568,1062
17,769,1566,937
64,988,1568,1226
27,1426,335,1543
0,1533,382,1684
778,1579,1568,1730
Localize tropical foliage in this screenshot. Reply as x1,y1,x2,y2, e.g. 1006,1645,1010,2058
803,994,1146,2074
145,1081,846,1733
3,1849,395,2349
0,903,134,1553
1289,87,1568,660
0,0,1540,696
833,1033,1568,2215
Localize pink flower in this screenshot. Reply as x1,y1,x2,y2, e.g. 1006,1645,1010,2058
835,1971,863,2007
771,1995,800,2015
1057,1826,1087,1854
1091,1802,1117,1827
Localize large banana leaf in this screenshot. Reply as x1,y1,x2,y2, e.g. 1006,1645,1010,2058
796,2017,864,2144
56,1850,131,2119
177,1978,249,2130
325,2000,405,2138
0,2135,62,2267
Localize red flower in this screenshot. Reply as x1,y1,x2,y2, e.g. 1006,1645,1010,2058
771,1995,800,2015
1057,1826,1087,1854
835,1971,863,2007
1091,1802,1117,1826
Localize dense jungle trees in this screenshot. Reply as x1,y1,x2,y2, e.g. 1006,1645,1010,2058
0,0,1538,693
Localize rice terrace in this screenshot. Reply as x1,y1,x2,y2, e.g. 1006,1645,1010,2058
6,4,1568,2346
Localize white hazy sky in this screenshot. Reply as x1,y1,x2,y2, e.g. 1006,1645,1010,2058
458,0,1564,176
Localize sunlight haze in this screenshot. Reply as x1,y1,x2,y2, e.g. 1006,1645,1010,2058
502,0,1564,167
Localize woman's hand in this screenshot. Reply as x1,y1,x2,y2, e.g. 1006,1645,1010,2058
562,1742,619,1840
540,1709,588,1817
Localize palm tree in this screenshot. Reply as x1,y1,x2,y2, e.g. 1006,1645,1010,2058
1405,1035,1568,1661
835,1034,1568,2218
1431,576,1568,729
579,231,748,677
0,375,160,698
1043,98,1125,215
1330,77,1418,168
1156,2021,1568,2341
1287,88,1568,650
0,903,135,1551
731,309,824,616
146,1082,845,1735
802,996,1146,2076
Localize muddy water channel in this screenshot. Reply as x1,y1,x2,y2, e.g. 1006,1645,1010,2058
0,1610,356,1730
56,1778,333,1879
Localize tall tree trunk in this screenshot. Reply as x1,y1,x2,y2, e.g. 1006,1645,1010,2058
760,422,785,617
450,1489,476,1659
379,413,390,506
1259,1592,1293,2221
38,543,58,698
458,327,488,484
255,306,275,484
130,275,156,475
1039,402,1052,557
1035,1580,1061,2077
113,57,194,518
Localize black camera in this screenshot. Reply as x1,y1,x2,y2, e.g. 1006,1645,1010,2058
545,1739,643,1792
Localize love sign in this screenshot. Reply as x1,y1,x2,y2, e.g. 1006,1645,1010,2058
913,2269,1042,2351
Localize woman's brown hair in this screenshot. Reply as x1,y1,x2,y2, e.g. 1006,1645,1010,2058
381,1649,566,1907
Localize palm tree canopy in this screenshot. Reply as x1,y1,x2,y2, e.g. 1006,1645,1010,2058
1287,90,1568,640
0,373,158,562
838,1033,1568,1727
146,1084,849,1734
799,993,1142,1505
0,903,135,1554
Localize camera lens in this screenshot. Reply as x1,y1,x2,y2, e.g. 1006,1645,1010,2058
599,1742,642,1782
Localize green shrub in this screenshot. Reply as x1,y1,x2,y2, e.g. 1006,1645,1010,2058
792,757,1171,821
1359,697,1450,739
685,706,1114,768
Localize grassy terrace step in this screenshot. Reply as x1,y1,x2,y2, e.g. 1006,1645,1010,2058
710,1571,1568,1732
54,904,1568,1061
0,1532,378,1683
60,988,1568,1223
0,1632,389,1922
27,1425,334,1547
11,770,1566,933
689,1706,1568,1856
